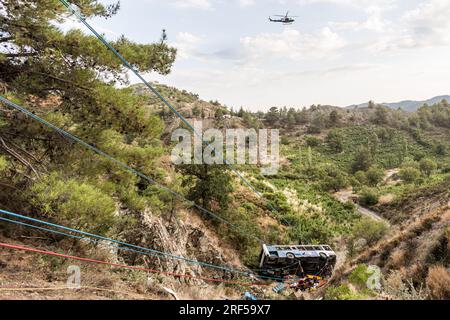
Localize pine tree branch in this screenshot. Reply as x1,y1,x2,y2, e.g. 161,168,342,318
0,136,40,178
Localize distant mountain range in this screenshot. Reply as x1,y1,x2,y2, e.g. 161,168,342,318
346,95,450,112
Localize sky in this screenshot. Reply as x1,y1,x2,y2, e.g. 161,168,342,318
66,0,450,111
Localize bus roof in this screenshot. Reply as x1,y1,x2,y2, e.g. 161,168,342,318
265,244,334,252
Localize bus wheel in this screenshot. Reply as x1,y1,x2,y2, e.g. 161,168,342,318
286,252,295,260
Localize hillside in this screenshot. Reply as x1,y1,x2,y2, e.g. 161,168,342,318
1,80,450,299
347,95,450,112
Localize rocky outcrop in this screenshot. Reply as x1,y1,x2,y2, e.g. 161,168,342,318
118,209,239,285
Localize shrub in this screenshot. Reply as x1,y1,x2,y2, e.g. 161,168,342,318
366,166,384,186
324,284,353,300
352,148,372,173
435,143,447,156
351,218,389,246
419,158,437,177
321,166,348,192
349,264,371,289
326,130,344,153
280,136,290,145
359,188,379,206
399,167,421,184
30,172,117,235
288,216,334,244
385,271,429,300
354,171,368,185
426,266,450,300
305,136,321,147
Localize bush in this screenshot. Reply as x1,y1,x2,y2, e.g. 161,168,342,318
349,264,371,289
354,171,368,185
359,188,379,206
30,172,117,235
419,158,437,177
324,285,353,300
352,148,372,173
426,266,450,300
366,166,384,186
326,130,344,153
305,136,321,147
435,143,447,156
280,136,290,145
288,216,334,244
351,218,389,246
321,166,348,192
399,167,421,184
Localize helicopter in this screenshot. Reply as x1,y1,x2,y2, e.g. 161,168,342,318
269,11,298,25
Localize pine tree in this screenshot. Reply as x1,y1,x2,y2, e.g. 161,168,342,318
177,164,233,212
0,0,177,218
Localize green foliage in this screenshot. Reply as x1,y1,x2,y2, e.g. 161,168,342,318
329,110,341,126
352,147,373,173
418,100,450,129
0,0,173,218
0,156,8,174
307,114,326,133
177,164,234,212
351,218,388,246
219,206,264,265
321,165,348,192
215,108,225,119
326,130,344,153
288,215,334,244
324,284,353,300
354,171,368,186
365,166,384,186
192,105,201,117
435,143,447,156
29,172,117,235
280,136,290,145
348,264,371,288
419,158,437,176
266,107,280,126
399,167,421,184
305,136,321,147
373,106,389,125
359,188,379,206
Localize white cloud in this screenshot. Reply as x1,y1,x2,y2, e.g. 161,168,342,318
237,0,256,7
402,0,450,47
239,27,346,63
171,0,213,10
298,0,396,10
365,0,450,51
172,32,204,60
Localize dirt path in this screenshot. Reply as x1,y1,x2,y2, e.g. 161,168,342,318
333,169,401,225
334,188,390,225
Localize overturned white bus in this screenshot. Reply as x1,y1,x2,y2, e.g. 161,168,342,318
258,244,337,278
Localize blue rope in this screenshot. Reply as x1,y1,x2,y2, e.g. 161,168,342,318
0,209,283,281
0,95,263,243
58,0,279,215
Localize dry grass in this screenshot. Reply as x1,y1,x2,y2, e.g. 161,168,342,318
379,194,395,205
447,227,450,251
426,266,450,300
384,270,429,300
389,249,406,269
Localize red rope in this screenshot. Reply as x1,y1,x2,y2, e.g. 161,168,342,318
0,242,270,287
